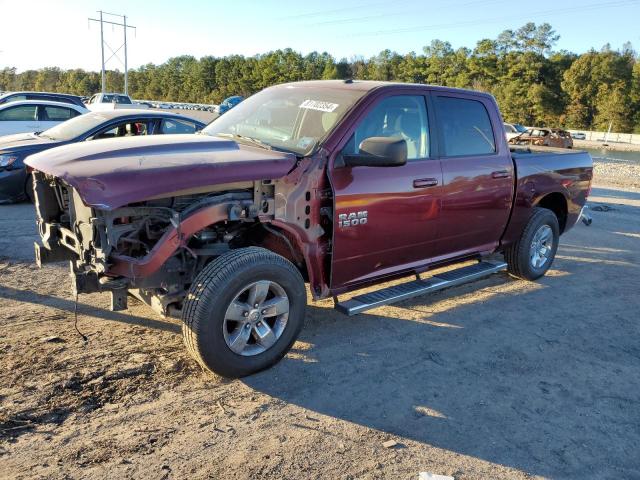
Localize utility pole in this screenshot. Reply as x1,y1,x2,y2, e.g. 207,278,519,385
99,11,105,93
88,11,136,94
123,15,128,95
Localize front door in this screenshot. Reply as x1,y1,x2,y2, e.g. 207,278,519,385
329,93,442,289
431,93,514,258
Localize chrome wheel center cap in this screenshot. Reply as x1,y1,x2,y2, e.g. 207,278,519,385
248,310,261,322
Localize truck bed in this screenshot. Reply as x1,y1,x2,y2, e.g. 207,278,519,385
501,145,593,246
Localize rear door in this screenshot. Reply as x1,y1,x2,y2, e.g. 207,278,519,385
329,92,442,289
0,104,39,135
431,93,513,258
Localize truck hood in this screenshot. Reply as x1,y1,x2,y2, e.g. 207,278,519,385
25,134,297,210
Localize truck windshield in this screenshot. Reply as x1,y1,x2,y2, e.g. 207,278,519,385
203,85,366,155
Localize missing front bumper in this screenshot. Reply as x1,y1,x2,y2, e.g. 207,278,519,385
34,241,77,267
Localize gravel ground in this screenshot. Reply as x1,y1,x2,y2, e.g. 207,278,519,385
573,139,640,152
1,158,639,479
593,158,640,190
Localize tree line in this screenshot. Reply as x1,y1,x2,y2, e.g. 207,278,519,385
2,23,639,133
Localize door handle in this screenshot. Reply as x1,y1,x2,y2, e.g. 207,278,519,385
413,178,439,188
491,170,511,179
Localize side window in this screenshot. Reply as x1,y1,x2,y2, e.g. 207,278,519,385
0,105,37,121
92,121,149,140
343,95,429,160
39,96,73,105
42,106,79,121
160,119,197,134
434,96,496,156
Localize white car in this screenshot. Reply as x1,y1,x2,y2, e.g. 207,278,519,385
571,132,586,140
86,93,149,112
0,100,88,136
504,122,529,141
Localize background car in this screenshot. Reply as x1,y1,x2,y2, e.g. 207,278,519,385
0,91,86,108
215,95,244,115
503,122,528,141
0,100,88,137
508,127,574,149
86,92,133,105
0,109,205,203
571,132,587,140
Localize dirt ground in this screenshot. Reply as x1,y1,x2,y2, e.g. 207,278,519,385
1,171,639,479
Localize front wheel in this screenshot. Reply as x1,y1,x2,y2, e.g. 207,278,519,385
504,207,559,280
182,247,306,378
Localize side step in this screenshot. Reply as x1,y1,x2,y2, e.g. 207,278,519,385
335,261,507,316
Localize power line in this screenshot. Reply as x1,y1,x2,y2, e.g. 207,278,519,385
309,0,509,27
278,1,408,20
342,0,639,37
88,11,136,94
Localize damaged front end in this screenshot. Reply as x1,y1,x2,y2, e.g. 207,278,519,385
31,172,271,317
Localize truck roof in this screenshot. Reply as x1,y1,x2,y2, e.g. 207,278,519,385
272,79,495,99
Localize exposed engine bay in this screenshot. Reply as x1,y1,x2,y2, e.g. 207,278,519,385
30,170,314,317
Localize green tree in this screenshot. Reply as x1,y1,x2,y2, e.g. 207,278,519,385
1,23,637,133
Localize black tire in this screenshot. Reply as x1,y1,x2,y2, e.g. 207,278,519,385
504,207,559,280
182,247,306,378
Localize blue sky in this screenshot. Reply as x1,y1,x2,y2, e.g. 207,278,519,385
1,0,639,72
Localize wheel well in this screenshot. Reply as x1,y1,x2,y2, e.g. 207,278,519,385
232,223,309,282
537,192,568,233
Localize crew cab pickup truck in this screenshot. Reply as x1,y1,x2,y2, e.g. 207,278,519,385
86,93,149,112
26,80,593,377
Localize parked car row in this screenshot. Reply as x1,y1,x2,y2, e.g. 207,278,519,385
138,100,214,111
0,109,205,203
136,95,244,114
0,90,246,116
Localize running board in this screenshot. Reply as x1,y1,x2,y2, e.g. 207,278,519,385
335,261,508,316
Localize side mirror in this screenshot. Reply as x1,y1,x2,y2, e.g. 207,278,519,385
343,137,407,167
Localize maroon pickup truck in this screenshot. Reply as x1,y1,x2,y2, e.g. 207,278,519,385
26,80,593,377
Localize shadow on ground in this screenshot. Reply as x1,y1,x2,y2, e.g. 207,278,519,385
245,240,640,479
0,285,180,334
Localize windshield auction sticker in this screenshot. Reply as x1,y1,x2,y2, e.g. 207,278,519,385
299,99,339,112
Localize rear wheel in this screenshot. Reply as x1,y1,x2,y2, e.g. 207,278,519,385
504,207,559,280
182,247,306,378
